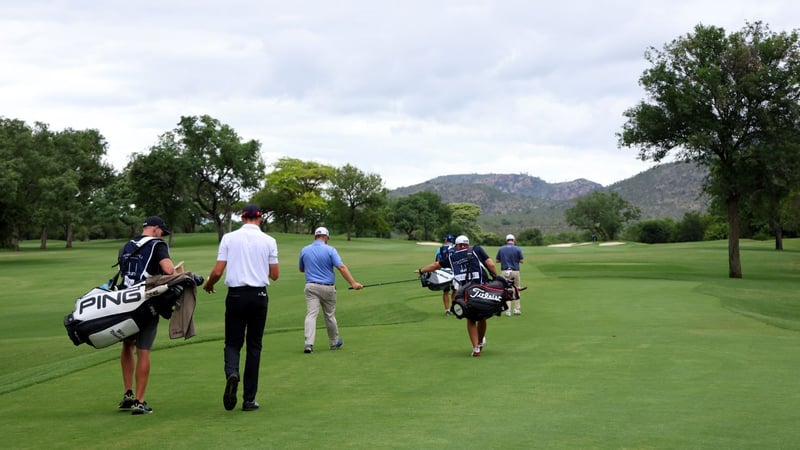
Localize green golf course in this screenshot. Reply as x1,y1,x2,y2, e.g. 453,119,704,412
1,234,798,449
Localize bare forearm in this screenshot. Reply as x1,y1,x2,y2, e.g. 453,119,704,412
337,264,362,289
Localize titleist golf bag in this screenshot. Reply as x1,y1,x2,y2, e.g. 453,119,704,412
449,277,518,320
419,268,454,291
64,273,203,349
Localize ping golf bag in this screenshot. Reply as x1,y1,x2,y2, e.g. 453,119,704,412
450,277,517,321
419,268,454,291
64,273,203,349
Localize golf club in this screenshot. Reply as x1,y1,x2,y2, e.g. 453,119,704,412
348,278,420,289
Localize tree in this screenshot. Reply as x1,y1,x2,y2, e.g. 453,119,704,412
673,212,708,242
618,22,800,277
260,158,334,234
0,119,53,250
564,192,641,241
630,218,675,244
127,145,195,244
742,135,800,249
328,164,387,240
517,227,544,246
448,202,481,239
391,192,450,240
88,173,139,239
48,129,114,248
169,115,265,241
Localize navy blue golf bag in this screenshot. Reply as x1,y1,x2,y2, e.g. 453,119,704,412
64,273,202,349
450,277,516,320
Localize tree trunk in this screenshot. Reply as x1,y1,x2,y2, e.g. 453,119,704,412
11,226,20,251
216,217,225,242
770,217,784,251
346,206,355,241
726,196,743,278
65,222,74,248
39,226,47,250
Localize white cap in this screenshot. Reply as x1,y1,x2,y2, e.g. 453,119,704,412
455,235,469,245
314,227,329,236
506,234,515,241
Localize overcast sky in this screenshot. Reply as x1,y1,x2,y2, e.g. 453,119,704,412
2,1,797,189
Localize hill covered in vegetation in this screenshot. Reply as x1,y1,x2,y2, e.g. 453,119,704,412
389,161,709,234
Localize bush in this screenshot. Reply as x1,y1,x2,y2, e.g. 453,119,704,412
517,228,544,246
630,218,675,244
704,220,728,240
673,211,706,242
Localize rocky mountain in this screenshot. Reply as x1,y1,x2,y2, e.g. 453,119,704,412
389,161,710,234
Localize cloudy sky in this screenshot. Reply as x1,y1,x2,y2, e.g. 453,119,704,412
2,1,797,189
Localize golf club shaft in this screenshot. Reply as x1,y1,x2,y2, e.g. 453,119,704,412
349,278,420,289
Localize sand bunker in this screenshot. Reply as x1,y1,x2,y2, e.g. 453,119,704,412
548,241,626,248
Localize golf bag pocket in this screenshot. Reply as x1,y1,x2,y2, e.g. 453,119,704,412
450,282,508,320
64,314,141,348
487,276,519,300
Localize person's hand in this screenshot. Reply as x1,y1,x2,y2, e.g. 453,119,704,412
203,282,215,294
351,282,364,290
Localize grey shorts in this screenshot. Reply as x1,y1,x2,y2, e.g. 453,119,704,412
125,316,159,350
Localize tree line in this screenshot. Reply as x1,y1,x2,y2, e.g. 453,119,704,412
0,114,495,250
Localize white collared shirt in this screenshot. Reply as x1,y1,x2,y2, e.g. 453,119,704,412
217,224,278,287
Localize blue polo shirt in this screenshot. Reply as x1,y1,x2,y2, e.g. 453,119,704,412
299,240,343,284
496,243,524,270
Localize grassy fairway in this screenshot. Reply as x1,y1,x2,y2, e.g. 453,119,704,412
1,235,798,449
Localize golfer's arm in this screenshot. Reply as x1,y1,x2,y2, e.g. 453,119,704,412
418,261,441,274
337,264,359,287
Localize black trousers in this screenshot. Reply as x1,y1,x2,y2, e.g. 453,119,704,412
224,286,269,402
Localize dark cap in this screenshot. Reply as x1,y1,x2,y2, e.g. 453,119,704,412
143,216,170,235
242,204,263,219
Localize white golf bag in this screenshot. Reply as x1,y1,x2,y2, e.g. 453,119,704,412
420,268,454,291
64,273,202,349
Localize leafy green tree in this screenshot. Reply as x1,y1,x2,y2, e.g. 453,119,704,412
355,204,392,238
630,218,675,244
46,129,114,248
781,190,800,236
673,212,707,242
0,119,54,250
260,157,334,234
251,188,293,233
618,22,800,277
448,202,481,239
564,192,641,241
391,192,450,240
167,115,265,241
328,164,387,240
88,173,138,239
743,137,800,249
127,145,194,244
517,227,544,246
